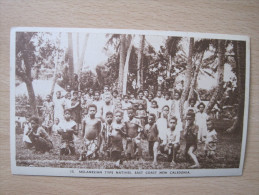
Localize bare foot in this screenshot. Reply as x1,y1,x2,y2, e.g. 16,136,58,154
153,161,158,166
170,160,176,166
190,164,200,168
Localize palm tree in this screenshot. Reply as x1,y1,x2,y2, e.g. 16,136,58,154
137,35,145,89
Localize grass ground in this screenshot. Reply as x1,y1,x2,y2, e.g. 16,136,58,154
16,129,242,169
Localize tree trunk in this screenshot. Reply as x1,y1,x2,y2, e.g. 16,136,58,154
123,35,134,95
205,40,226,114
137,35,145,89
118,34,126,95
67,33,74,85
77,34,89,91
179,37,194,120
226,41,246,133
25,80,38,116
188,51,205,102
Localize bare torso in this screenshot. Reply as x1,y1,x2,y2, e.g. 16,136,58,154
83,117,101,140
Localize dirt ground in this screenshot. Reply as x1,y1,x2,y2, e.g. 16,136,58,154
15,129,242,169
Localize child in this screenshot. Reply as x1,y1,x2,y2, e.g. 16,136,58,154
165,116,180,166
22,115,33,148
124,108,143,160
58,110,78,155
149,100,159,119
42,95,54,127
135,103,147,128
121,95,132,121
52,118,61,135
137,90,147,110
184,112,200,168
171,91,182,131
101,93,114,120
92,91,103,119
110,110,126,164
53,91,65,121
101,111,114,157
112,90,120,108
162,92,173,111
144,113,159,160
80,104,102,160
204,118,217,159
70,91,81,128
63,92,72,110
154,105,170,165
196,102,208,143
146,93,154,113
154,90,164,112
184,98,197,116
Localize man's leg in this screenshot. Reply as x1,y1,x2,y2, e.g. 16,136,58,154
148,141,154,157
172,143,180,163
188,146,200,168
153,141,159,165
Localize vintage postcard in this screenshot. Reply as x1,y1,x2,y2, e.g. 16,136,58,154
10,27,250,177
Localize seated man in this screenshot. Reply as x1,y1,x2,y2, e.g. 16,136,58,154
26,116,53,153
161,116,180,166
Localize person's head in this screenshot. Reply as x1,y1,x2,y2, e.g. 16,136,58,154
73,91,78,99
88,104,97,118
56,91,61,99
103,85,109,93
197,102,206,113
148,93,153,101
186,111,195,127
106,111,113,124
112,90,118,98
94,91,100,101
138,103,144,110
162,105,170,117
144,90,149,98
151,100,158,108
89,88,94,95
46,95,51,102
104,93,112,104
138,90,144,99
206,118,214,131
156,90,162,98
130,94,135,100
114,110,123,123
54,118,60,125
165,92,171,100
123,95,129,103
64,109,72,121
189,98,196,107
117,102,122,109
168,116,177,130
127,108,135,120
66,85,71,92
65,92,71,99
148,113,156,125
29,116,40,130
174,91,180,100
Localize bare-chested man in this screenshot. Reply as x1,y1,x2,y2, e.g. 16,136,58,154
125,108,143,160
79,104,102,161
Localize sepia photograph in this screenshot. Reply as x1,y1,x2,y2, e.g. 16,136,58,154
10,27,250,177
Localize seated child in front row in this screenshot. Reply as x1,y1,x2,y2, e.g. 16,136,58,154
204,118,217,159
184,112,200,168
58,109,78,156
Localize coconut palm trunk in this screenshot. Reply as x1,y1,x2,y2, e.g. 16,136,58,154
118,34,126,95
67,32,74,85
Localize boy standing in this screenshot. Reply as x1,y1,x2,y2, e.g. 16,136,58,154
101,111,114,157
124,108,143,160
80,104,102,160
196,102,208,143
184,112,200,168
144,113,159,159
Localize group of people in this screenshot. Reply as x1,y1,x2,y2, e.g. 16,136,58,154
22,85,218,168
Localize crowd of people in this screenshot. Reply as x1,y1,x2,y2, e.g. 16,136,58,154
22,84,218,168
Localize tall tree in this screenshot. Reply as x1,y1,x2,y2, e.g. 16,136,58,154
123,35,134,95
137,35,145,89
226,41,246,133
118,34,126,94
67,32,74,85
180,37,194,120
206,39,226,113
16,32,38,116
